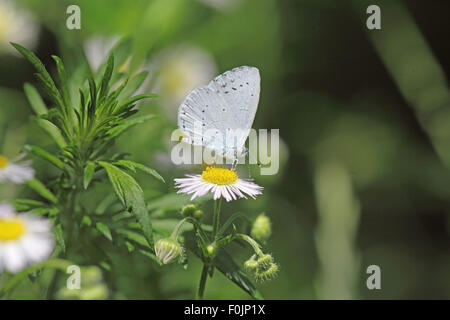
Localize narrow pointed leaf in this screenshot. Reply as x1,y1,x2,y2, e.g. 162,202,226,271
83,161,96,189
26,178,58,204
22,145,65,171
98,161,153,247
23,83,47,115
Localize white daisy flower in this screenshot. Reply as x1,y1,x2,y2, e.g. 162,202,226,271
175,166,263,202
0,155,34,184
150,45,217,120
0,0,39,55
0,204,54,273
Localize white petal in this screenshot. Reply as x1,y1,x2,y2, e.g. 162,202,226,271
0,163,34,184
20,234,54,263
2,243,27,273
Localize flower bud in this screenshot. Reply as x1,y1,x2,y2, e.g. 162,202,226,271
193,209,204,220
206,244,216,256
155,238,183,264
255,263,279,282
244,257,258,272
181,204,197,217
251,214,272,242
257,253,273,268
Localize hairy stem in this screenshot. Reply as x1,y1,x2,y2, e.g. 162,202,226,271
196,198,223,299
46,177,80,299
214,233,264,258
212,198,222,241
196,264,209,300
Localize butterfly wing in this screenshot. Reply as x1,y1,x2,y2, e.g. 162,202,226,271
178,66,260,158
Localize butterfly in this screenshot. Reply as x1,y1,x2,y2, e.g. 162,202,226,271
177,66,260,161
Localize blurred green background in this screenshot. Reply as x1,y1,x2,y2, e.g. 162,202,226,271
0,0,449,299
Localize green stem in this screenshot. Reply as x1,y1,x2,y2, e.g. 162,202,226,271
170,217,190,240
195,198,223,299
214,233,265,258
196,264,209,300
235,234,265,257
212,198,222,241
46,178,80,299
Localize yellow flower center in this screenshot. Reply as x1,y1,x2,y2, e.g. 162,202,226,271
201,167,238,185
0,218,25,241
0,155,8,169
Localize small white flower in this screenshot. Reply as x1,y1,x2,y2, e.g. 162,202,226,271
0,204,54,273
175,166,263,202
0,155,34,184
150,45,217,120
0,0,39,55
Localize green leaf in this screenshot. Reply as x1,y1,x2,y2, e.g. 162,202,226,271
83,161,96,189
114,160,165,183
125,241,135,252
34,73,64,108
34,118,67,148
115,93,158,114
95,222,113,241
99,54,114,100
95,38,132,81
10,199,47,212
119,71,148,99
185,232,263,300
26,178,58,204
116,228,151,248
23,83,48,115
218,212,251,237
11,43,59,97
88,77,97,116
106,114,155,139
11,43,64,109
98,161,153,247
81,215,92,227
53,224,66,253
22,145,65,171
138,249,160,264
51,55,70,109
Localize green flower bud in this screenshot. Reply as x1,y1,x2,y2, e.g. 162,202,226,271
155,238,183,264
193,209,204,220
206,244,217,256
244,257,258,272
257,253,273,268
254,263,279,282
181,204,197,217
251,214,272,242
